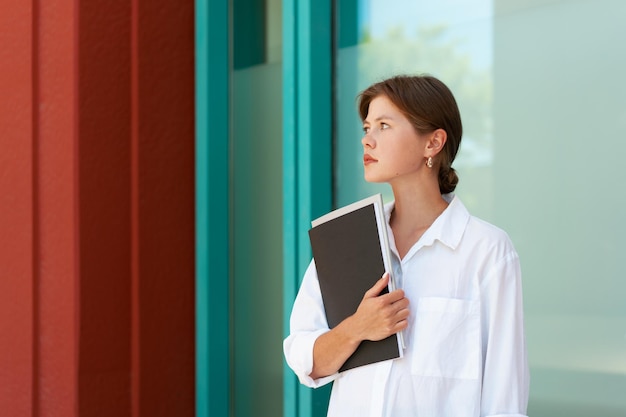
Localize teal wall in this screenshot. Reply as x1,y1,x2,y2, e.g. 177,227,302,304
196,0,333,416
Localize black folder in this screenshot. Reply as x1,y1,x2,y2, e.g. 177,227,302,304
308,194,403,372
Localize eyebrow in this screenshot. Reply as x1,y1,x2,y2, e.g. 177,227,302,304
364,114,395,123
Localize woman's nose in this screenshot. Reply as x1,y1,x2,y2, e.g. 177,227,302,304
361,133,374,148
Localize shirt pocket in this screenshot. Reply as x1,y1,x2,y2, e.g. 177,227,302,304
411,297,480,380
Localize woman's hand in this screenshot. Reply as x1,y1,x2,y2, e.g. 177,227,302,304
350,272,410,342
309,272,409,379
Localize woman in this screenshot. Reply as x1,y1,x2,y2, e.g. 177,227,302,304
284,75,529,417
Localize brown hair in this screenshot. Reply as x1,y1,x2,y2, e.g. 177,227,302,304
358,75,463,194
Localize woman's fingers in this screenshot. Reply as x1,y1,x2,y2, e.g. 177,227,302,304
363,272,390,298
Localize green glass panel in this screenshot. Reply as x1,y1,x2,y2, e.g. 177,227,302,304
282,0,333,416
493,1,626,414
232,63,284,417
335,0,626,415
232,1,284,416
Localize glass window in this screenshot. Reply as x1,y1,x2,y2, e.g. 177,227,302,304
232,0,283,415
334,0,626,415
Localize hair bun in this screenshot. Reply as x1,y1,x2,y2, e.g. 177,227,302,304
439,166,459,194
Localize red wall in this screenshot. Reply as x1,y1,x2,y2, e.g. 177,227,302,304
0,0,195,416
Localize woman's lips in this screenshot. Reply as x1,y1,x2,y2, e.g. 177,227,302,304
363,154,377,165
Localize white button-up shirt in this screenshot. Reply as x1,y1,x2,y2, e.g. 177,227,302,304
284,195,530,417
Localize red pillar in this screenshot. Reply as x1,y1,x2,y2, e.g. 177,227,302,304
0,0,195,415
0,0,39,415
132,1,196,415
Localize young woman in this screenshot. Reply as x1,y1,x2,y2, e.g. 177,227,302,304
284,75,529,417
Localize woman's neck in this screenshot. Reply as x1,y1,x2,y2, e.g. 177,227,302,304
389,180,449,258
390,181,448,228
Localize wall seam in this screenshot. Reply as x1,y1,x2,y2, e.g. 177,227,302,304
31,0,40,414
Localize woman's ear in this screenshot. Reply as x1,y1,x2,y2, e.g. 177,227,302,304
425,128,447,157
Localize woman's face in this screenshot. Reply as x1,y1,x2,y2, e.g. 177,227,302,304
361,95,427,184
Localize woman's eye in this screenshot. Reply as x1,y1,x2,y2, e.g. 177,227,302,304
363,126,370,134
380,123,389,130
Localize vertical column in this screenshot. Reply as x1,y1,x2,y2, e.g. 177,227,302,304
196,0,230,416
76,0,196,414
0,0,37,415
133,0,196,416
283,1,333,416
76,0,132,415
38,0,79,414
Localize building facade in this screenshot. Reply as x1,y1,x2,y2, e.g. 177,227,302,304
2,0,625,416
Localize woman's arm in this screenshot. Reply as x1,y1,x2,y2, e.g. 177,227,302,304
480,252,530,416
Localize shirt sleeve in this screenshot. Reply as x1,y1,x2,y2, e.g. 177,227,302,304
283,260,339,388
480,251,530,417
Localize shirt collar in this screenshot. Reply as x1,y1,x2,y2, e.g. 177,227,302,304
384,193,470,251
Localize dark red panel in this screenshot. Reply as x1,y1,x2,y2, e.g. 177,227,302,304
77,0,132,415
135,0,196,415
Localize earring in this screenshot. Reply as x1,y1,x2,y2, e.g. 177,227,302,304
426,157,433,168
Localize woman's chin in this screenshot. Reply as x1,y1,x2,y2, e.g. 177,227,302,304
363,174,386,183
